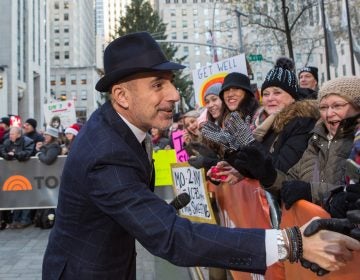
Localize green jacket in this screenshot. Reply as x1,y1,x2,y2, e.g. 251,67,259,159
269,114,359,205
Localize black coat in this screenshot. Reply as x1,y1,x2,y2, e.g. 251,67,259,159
0,136,34,161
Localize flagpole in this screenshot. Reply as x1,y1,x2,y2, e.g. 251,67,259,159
320,0,330,80
345,0,356,75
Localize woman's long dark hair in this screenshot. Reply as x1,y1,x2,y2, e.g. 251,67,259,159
223,91,259,121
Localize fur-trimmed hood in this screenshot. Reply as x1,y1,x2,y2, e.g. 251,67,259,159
272,99,320,133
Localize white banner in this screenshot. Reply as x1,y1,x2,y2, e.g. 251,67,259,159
191,54,247,107
44,100,76,129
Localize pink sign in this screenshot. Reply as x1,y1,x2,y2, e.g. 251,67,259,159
171,130,189,162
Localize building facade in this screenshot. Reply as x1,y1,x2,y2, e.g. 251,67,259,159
0,0,49,124
49,0,99,121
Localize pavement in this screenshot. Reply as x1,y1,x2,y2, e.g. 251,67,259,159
0,186,199,280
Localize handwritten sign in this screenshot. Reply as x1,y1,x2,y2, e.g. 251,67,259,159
192,54,247,107
43,100,76,128
171,162,216,224
171,130,189,162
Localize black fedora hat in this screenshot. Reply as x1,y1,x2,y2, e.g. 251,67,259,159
96,32,185,92
219,72,253,99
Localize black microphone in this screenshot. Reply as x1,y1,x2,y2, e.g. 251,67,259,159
169,193,191,210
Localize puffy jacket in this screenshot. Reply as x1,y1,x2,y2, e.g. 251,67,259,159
270,113,360,205
0,136,34,161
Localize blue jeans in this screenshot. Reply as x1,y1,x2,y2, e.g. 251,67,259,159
12,210,32,225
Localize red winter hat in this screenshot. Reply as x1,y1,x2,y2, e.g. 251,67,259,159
65,123,81,136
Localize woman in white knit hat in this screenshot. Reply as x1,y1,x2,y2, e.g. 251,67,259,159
227,76,360,218
258,76,360,217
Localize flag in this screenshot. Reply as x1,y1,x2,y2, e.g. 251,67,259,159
325,13,339,67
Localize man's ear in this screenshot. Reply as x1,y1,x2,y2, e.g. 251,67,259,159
112,84,129,109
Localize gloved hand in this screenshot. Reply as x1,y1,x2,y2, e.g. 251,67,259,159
325,184,360,218
281,180,312,210
188,155,219,171
225,145,277,187
202,113,254,152
223,113,255,148
304,199,360,241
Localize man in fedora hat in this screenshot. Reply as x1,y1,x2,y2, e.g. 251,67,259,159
42,32,360,279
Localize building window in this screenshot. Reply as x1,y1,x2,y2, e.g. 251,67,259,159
71,90,77,100
64,38,69,46
193,0,198,3
54,2,59,9
64,1,69,8
54,14,60,21
193,20,199,28
64,26,69,33
71,74,76,85
183,32,188,40
81,90,87,100
171,32,177,40
182,9,187,16
54,27,60,33
64,13,69,20
54,39,60,46
183,46,189,55
335,67,338,77
320,53,323,64
60,76,66,85
166,0,170,3
80,74,87,84
60,92,67,101
170,9,176,16
174,0,178,3
50,75,56,86
55,51,60,60
193,9,198,16
171,20,176,28
340,44,345,55
182,20,188,28
343,64,346,76
182,0,187,3
64,51,70,59
195,46,200,55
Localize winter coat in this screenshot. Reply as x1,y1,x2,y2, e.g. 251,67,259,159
270,113,360,205
37,141,61,165
0,136,34,161
25,130,45,156
252,100,320,173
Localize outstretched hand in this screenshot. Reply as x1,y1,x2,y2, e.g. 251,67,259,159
300,218,360,274
304,198,360,241
225,144,277,187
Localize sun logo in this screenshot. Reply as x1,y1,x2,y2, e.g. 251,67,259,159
2,175,32,191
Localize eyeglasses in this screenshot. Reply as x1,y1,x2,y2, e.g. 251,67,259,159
319,102,349,112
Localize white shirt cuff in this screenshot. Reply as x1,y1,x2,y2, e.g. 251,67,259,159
265,229,280,266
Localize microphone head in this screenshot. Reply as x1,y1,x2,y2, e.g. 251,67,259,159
170,192,191,210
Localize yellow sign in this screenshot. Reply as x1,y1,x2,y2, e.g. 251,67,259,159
152,149,177,186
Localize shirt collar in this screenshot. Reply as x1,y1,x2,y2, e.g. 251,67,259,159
117,113,146,143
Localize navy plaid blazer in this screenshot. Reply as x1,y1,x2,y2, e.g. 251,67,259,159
42,101,267,279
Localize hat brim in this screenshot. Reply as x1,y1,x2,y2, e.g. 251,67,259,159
95,61,185,92
219,83,253,98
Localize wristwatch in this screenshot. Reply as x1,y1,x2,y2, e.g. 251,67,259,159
277,231,289,262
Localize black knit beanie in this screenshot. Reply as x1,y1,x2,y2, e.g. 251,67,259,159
261,57,299,100
299,66,318,82
25,118,37,129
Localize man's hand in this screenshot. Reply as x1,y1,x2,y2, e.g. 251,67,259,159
300,218,360,273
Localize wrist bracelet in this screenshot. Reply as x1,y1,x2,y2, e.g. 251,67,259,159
284,226,303,263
